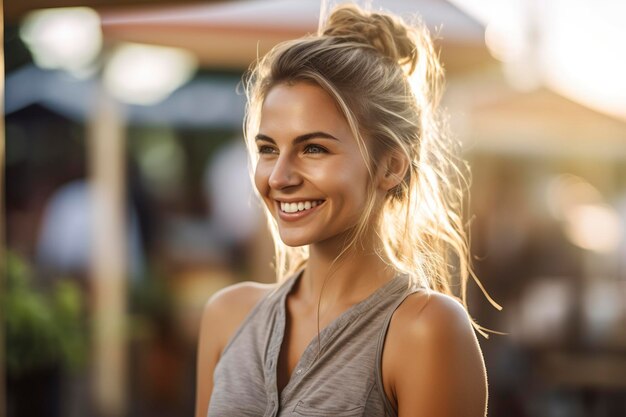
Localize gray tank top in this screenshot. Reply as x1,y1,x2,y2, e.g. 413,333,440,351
207,270,421,417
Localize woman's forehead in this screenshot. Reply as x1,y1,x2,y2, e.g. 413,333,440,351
259,83,351,135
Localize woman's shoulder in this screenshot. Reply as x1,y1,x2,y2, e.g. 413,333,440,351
389,289,482,362
386,290,480,370
201,280,277,350
392,289,473,334
385,290,487,416
204,280,277,321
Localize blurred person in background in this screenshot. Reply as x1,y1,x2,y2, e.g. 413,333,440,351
196,3,499,416
36,179,146,284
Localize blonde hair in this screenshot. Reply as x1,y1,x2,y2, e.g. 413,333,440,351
244,4,501,336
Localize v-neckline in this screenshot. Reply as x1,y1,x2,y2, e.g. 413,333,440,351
272,269,406,402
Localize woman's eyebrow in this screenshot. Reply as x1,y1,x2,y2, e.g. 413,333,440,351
255,131,340,144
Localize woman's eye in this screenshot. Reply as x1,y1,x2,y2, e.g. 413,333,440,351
304,144,327,154
257,145,277,154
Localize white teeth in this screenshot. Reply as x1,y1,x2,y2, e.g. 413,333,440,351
280,200,323,213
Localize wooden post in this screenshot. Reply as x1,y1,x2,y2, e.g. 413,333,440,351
87,88,127,417
0,0,6,415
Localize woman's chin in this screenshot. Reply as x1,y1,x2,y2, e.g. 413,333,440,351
278,231,315,248
279,237,311,248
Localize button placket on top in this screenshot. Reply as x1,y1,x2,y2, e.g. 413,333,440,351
278,275,407,407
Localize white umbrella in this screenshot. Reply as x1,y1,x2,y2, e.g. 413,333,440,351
99,0,491,71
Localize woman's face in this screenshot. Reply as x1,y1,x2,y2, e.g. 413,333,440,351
254,82,372,248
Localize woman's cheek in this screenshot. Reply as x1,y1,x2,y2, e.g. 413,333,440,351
253,163,267,194
254,164,273,209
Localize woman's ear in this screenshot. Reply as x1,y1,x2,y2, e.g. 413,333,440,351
378,150,410,192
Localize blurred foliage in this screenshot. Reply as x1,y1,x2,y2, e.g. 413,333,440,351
130,267,172,320
128,265,176,342
4,251,88,376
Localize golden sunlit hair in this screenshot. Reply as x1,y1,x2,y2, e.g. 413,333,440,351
244,3,501,336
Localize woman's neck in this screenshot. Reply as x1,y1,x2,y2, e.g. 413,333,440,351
299,233,397,309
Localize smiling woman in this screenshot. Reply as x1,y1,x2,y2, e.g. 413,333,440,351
254,83,371,248
196,3,500,417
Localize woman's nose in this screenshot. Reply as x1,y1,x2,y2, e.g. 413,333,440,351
268,154,301,190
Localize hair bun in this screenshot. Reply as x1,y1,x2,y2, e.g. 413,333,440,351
322,4,418,73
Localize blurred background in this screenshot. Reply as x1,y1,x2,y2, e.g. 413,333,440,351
3,0,626,416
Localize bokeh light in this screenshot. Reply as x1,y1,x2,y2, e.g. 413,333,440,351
20,7,102,74
103,43,197,106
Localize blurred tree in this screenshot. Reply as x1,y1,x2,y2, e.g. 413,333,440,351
4,251,88,417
